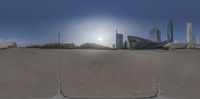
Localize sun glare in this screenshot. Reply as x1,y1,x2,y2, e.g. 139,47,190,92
98,37,103,42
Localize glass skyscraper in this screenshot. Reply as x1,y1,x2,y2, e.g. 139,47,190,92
116,30,123,49
167,20,173,42
187,22,194,48
149,28,161,42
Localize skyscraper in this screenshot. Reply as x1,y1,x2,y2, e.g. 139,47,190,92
167,20,173,42
149,28,161,42
58,32,61,44
186,22,194,48
116,29,123,49
123,40,128,49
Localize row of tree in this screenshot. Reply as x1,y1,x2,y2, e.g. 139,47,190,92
26,42,112,49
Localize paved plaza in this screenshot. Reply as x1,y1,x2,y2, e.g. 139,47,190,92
0,49,200,99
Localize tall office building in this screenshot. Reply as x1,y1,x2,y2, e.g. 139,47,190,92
186,22,194,48
116,29,123,49
123,40,128,49
193,35,197,48
58,32,61,44
167,20,173,42
149,28,161,42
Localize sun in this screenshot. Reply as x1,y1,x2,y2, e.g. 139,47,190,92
98,37,103,42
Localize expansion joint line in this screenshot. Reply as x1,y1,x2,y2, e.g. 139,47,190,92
155,76,161,97
58,56,66,97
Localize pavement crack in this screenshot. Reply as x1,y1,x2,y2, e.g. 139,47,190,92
154,76,161,97
51,56,68,99
58,56,64,96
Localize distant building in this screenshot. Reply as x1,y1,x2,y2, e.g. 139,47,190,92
63,43,76,48
112,44,115,49
186,22,194,48
149,28,161,42
195,36,198,48
192,35,199,48
123,40,128,49
0,39,7,49
116,29,123,49
128,35,167,50
164,43,187,49
167,20,173,42
8,41,18,48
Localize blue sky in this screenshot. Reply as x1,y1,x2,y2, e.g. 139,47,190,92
0,0,200,46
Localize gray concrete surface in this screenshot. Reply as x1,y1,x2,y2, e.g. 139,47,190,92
0,49,200,99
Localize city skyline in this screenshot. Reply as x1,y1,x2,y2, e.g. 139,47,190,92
0,0,200,47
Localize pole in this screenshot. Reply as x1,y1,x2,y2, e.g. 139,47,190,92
58,32,60,44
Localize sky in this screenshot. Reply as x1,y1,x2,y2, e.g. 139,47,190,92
0,0,200,47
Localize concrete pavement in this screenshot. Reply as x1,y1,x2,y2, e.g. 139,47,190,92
0,49,200,99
